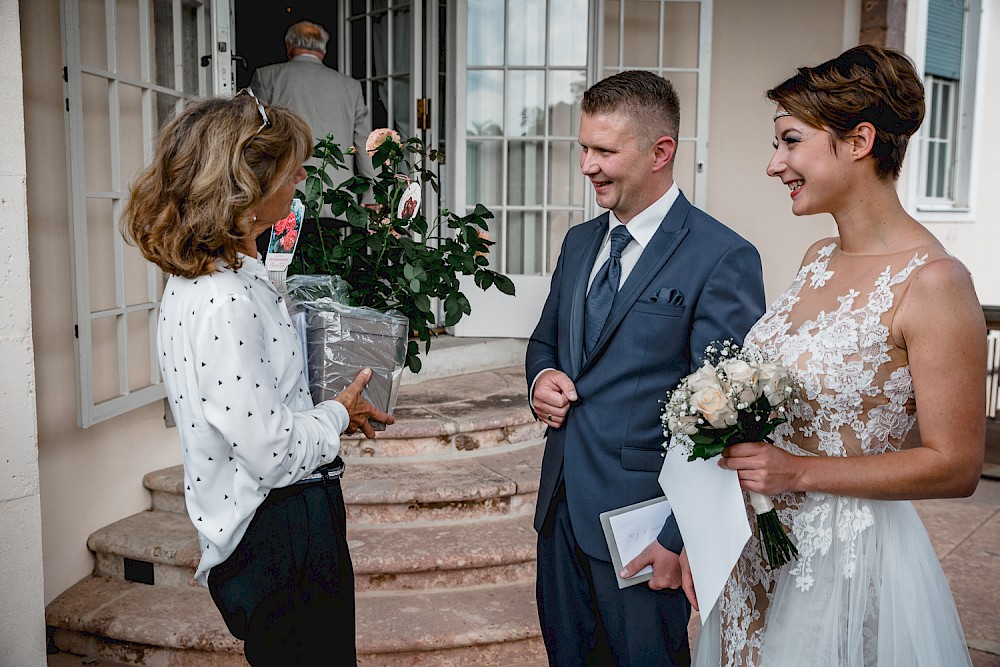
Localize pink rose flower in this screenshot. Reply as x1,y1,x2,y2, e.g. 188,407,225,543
280,229,298,251
366,128,402,159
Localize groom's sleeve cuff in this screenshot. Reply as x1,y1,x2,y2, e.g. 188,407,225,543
657,514,684,555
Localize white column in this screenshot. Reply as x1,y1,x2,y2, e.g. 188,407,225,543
0,1,46,665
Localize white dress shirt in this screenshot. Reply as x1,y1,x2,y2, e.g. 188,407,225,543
158,255,348,586
531,183,681,398
586,183,680,292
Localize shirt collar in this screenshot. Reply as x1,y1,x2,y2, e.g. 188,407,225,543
608,182,680,248
292,53,323,63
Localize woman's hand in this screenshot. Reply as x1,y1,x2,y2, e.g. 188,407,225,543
719,441,804,496
334,368,395,439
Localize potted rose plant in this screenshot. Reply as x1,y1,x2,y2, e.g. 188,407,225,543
291,129,515,373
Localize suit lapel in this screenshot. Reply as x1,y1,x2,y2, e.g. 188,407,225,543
579,194,693,375
569,215,609,377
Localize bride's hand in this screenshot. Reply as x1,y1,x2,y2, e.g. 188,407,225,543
719,441,803,495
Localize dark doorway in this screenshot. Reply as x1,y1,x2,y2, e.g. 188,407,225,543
234,1,340,88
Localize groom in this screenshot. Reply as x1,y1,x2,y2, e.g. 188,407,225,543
526,70,765,665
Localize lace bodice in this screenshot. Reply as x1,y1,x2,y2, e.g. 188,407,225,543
712,239,959,666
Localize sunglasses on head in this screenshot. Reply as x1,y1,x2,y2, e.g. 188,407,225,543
235,87,271,134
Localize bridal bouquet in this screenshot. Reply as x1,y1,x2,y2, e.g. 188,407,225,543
661,340,800,568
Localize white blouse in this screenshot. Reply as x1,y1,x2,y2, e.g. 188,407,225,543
158,254,348,586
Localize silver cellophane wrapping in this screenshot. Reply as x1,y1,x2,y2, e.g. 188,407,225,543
286,275,407,430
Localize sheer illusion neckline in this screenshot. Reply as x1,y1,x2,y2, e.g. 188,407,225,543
834,241,938,258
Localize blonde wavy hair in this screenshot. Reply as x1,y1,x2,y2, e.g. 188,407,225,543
120,93,312,278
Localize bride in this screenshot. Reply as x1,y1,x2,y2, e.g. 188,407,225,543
697,45,986,666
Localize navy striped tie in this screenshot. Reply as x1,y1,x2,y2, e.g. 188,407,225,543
584,225,632,357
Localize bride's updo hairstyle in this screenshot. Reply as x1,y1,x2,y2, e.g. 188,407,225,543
121,94,312,278
766,44,924,181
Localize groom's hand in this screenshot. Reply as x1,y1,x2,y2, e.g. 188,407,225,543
620,540,681,591
532,369,577,429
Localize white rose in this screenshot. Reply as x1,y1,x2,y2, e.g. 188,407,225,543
691,385,738,429
756,362,789,406
721,359,754,385
687,364,722,393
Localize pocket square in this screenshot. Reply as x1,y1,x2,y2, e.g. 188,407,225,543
652,287,684,306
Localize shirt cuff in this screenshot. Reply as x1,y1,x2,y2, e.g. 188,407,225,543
326,399,350,434
529,368,556,404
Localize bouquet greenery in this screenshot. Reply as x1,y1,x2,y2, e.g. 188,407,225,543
292,129,515,373
661,340,800,568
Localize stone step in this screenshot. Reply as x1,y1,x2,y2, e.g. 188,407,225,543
47,575,544,666
89,510,537,592
145,439,544,523
343,365,543,458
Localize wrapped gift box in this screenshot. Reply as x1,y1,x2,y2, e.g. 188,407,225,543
287,275,407,430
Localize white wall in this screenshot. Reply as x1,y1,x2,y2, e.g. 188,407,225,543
1,2,46,664
707,0,851,302
22,0,182,605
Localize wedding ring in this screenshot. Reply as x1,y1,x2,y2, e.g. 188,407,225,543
547,413,553,421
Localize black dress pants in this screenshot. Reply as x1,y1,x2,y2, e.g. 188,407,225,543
208,478,356,666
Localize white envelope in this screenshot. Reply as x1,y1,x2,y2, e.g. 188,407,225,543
658,439,751,623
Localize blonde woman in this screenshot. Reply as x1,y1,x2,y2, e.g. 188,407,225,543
121,91,391,665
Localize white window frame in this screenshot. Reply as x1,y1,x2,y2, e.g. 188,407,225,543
904,0,984,220
60,0,228,427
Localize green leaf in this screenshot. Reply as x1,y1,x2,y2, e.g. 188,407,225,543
403,263,415,280
491,272,516,295
409,278,421,293
346,205,368,228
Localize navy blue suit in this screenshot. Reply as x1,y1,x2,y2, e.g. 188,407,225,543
526,192,765,665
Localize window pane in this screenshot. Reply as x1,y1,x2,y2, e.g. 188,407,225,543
128,310,154,391
467,70,504,136
662,2,700,68
350,18,366,79
393,8,411,75
603,0,620,68
371,12,389,77
507,211,544,274
548,71,585,137
548,141,583,207
371,79,389,129
79,0,109,70
509,0,546,66
466,140,502,205
668,71,698,138
507,71,545,137
87,198,117,313
82,73,112,194
549,0,588,66
622,0,659,68
119,84,145,194
674,139,697,201
925,142,938,197
152,0,176,89
392,75,411,137
92,315,121,404
547,210,583,273
468,0,504,66
180,0,201,94
117,0,144,81
508,141,544,206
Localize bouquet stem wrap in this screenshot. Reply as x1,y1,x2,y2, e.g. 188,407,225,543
747,490,798,568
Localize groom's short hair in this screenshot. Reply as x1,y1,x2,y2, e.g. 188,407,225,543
582,70,680,149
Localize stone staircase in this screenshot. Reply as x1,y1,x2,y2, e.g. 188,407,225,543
46,364,549,666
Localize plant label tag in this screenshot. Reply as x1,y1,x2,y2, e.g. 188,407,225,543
396,181,421,221
265,198,305,272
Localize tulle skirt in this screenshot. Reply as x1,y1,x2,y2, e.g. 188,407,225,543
694,496,972,667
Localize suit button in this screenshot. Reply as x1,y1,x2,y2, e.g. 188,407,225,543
660,452,665,457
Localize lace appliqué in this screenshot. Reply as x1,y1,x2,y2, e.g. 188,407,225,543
711,247,928,665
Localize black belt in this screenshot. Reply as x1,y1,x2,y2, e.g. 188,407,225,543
292,457,346,485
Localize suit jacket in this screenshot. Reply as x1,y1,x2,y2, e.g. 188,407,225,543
525,192,765,561
251,56,376,215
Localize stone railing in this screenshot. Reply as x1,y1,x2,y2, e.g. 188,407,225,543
986,306,1000,419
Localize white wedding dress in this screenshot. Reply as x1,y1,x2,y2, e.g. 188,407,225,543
694,240,973,666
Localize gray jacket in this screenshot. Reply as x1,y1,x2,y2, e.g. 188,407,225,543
251,55,376,215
